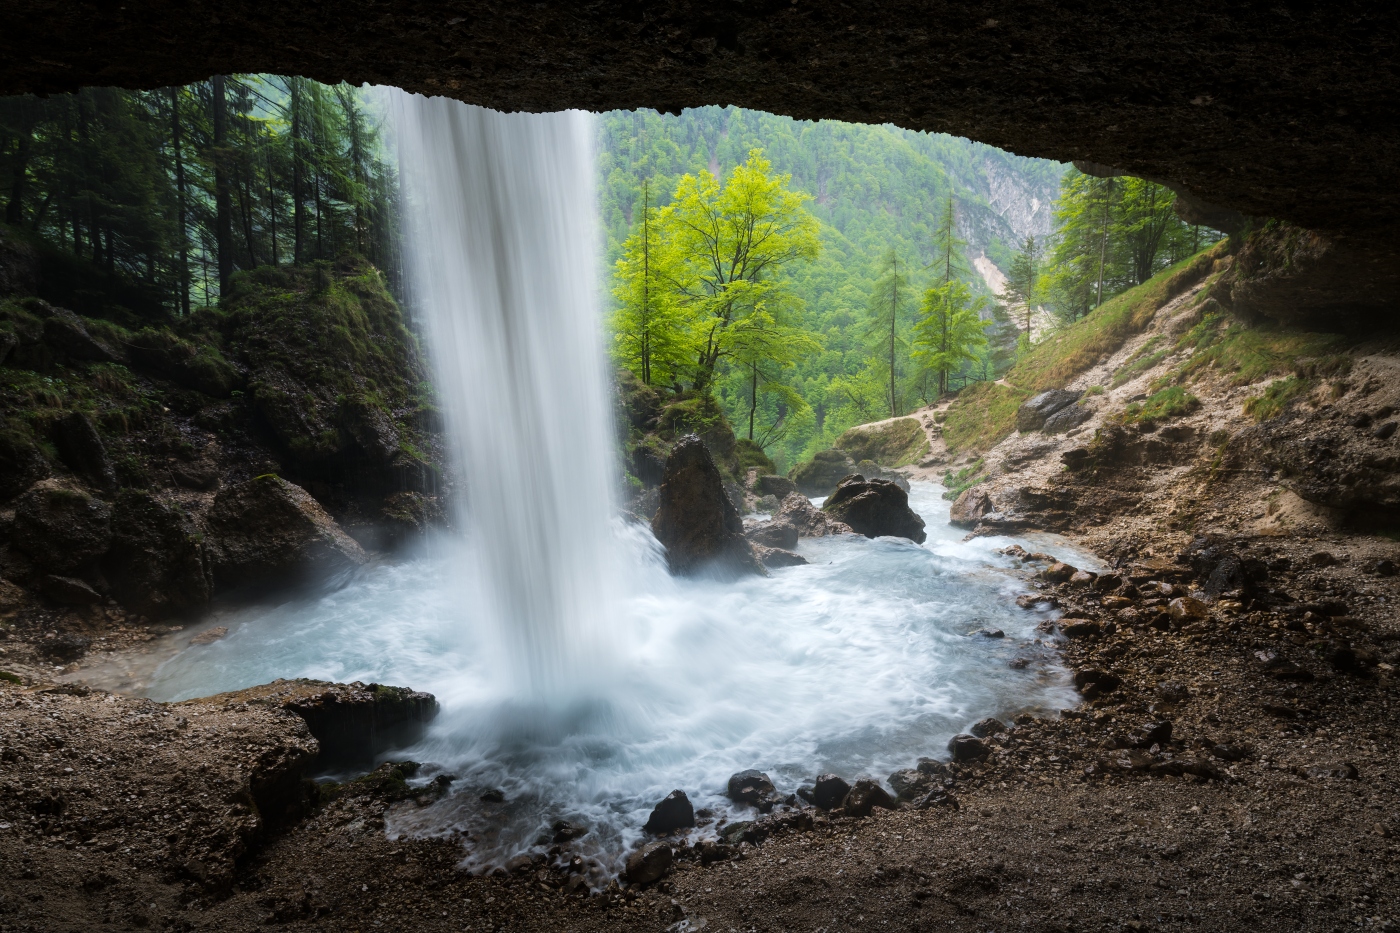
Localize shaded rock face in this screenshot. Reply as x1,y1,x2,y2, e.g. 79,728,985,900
1042,402,1091,434
751,544,808,568
205,475,368,592
5,3,1395,238
51,410,115,490
643,789,696,835
754,474,797,500
745,517,799,550
243,680,440,770
0,420,49,499
1016,390,1082,433
11,480,111,575
821,477,927,543
1233,409,1400,517
104,490,211,620
789,448,856,495
625,841,673,885
651,435,764,578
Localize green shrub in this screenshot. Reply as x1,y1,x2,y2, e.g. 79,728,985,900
1244,376,1313,422
1119,387,1200,425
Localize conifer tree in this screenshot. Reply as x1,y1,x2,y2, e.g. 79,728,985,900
864,247,913,417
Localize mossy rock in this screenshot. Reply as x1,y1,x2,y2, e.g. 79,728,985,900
835,417,929,467
735,438,776,474
789,448,856,496
126,326,240,398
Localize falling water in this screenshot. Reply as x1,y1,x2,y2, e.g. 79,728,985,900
388,93,619,698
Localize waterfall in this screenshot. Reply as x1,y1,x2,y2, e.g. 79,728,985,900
388,92,619,699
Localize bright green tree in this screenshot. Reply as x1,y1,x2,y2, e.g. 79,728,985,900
609,179,689,386
913,279,989,396
1001,235,1041,346
657,148,821,389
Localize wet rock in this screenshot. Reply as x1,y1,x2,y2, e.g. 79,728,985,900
789,448,857,495
50,410,115,490
948,487,993,528
970,717,1005,738
643,789,696,834
947,734,989,762
977,627,1005,638
916,757,951,777
626,842,673,884
41,631,92,660
204,475,368,592
1037,562,1078,583
754,474,797,499
751,544,808,568
854,458,912,492
1068,570,1097,586
887,768,933,802
104,490,210,620
12,479,111,574
745,519,799,550
841,779,895,817
1073,669,1122,697
551,819,588,843
821,476,926,543
698,840,735,864
727,770,780,811
811,773,851,810
126,327,241,397
1168,596,1209,621
651,435,764,578
773,492,853,537
188,625,228,646
1016,390,1082,433
1060,619,1102,638
1092,573,1124,592
479,788,506,803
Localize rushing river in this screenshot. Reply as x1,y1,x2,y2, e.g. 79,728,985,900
145,482,1092,873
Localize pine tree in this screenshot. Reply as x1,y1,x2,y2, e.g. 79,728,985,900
913,279,988,396
864,247,914,417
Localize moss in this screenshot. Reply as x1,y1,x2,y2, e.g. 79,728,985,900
0,670,22,685
1164,314,1347,389
1083,385,1104,397
1244,376,1314,422
835,417,928,467
345,761,421,802
941,458,986,500
735,438,776,474
1119,387,1200,426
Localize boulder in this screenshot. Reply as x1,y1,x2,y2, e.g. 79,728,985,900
854,459,911,492
643,789,696,834
626,841,674,885
11,479,111,574
651,435,765,578
41,306,121,362
1016,390,1081,433
1037,561,1078,582
51,410,116,490
104,490,211,620
821,477,926,543
204,475,368,592
969,717,1005,738
811,773,851,810
947,734,989,762
788,448,856,495
0,420,50,500
1042,402,1091,434
841,779,895,817
726,769,781,811
126,327,241,397
751,544,808,568
773,493,853,538
948,487,993,528
754,474,797,499
887,768,933,802
745,518,799,550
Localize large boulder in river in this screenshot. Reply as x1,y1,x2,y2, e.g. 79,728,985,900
205,475,368,592
821,476,927,543
651,435,765,578
788,448,856,495
1016,390,1082,433
103,490,211,620
948,487,994,528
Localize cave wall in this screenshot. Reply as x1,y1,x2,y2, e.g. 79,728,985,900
1,1,1398,240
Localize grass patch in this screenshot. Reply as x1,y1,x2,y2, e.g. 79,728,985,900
1112,335,1168,387
942,242,1227,453
0,671,22,685
1243,376,1314,422
1119,386,1200,425
941,458,986,500
1083,384,1104,397
1164,315,1347,389
835,417,928,467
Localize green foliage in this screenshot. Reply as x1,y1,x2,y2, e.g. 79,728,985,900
1119,387,1200,425
835,417,928,467
1162,314,1347,389
941,458,987,500
913,279,989,397
0,671,21,685
735,438,777,474
863,247,916,417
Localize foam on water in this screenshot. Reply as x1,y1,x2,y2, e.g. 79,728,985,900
147,483,1087,875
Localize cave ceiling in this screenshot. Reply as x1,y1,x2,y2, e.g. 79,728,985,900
0,1,1397,238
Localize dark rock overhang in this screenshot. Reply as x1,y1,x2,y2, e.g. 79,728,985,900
1,1,1397,239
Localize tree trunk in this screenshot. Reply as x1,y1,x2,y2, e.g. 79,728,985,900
5,100,33,226
170,87,191,317
749,362,758,441
211,75,234,296
291,78,305,264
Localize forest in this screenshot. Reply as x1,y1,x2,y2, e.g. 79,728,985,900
1,82,1212,472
